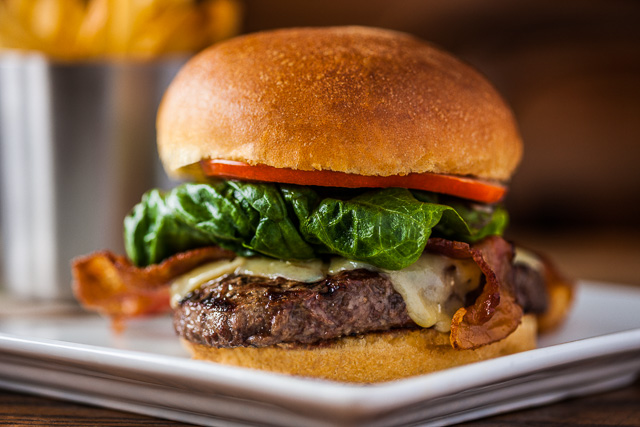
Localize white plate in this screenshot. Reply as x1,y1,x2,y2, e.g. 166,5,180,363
1,280,639,427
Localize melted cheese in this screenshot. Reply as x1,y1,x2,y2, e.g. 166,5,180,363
514,247,544,271
169,256,325,308
384,254,481,332
237,257,325,283
170,253,482,331
327,258,375,274
328,254,482,331
170,258,244,308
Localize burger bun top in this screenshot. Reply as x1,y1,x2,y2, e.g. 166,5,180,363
158,26,522,182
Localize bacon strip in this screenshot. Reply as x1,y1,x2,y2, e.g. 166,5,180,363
72,247,235,329
426,236,523,350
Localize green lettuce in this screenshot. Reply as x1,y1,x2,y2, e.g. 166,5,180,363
124,181,508,269
124,189,214,267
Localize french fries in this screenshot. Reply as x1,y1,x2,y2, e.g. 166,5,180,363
0,0,242,59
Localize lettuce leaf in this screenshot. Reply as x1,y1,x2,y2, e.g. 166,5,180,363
124,181,508,269
124,189,215,267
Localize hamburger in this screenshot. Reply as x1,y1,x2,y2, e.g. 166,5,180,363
72,26,572,383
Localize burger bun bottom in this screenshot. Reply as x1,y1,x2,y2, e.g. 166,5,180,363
182,314,537,383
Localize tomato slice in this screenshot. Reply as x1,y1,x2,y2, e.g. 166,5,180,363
200,160,506,203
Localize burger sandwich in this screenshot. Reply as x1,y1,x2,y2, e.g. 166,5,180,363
73,26,572,383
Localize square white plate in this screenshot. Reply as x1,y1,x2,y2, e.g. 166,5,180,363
1,280,639,426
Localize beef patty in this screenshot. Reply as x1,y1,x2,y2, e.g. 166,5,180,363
174,263,547,348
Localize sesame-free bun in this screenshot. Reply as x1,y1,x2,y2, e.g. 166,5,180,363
183,314,536,383
158,27,523,182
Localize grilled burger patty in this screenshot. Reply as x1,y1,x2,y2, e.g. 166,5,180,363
174,264,547,348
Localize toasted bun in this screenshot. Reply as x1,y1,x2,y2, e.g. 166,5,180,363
537,259,575,333
158,26,522,182
183,314,536,383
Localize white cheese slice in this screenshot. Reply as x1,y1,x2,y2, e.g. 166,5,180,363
383,254,481,332
170,258,244,308
327,258,375,274
169,256,325,307
514,247,544,271
329,253,482,331
237,257,325,283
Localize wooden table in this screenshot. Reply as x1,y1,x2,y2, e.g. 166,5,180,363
1,377,639,426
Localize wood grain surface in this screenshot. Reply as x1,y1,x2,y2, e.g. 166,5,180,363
1,377,639,426
461,377,640,426
0,389,191,426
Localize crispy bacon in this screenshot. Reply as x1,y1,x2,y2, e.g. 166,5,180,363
72,247,235,329
426,236,523,350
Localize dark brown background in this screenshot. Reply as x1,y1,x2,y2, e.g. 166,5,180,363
241,0,640,285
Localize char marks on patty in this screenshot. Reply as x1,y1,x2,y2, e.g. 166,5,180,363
174,269,416,348
174,264,547,348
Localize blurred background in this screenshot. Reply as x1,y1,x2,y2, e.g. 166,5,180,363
240,0,640,286
0,0,243,301
1,0,638,305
